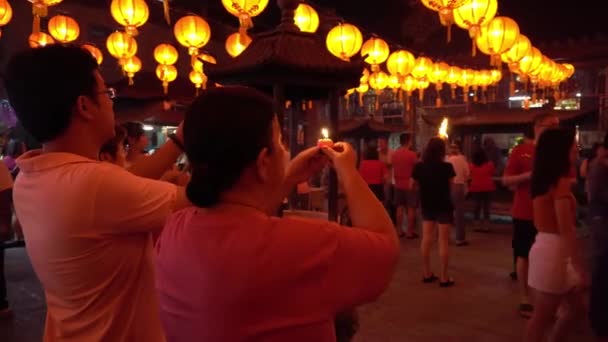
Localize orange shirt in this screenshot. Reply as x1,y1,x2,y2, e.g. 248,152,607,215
14,151,177,342
155,207,398,342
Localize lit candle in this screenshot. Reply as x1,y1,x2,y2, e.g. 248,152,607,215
438,117,449,140
317,127,334,148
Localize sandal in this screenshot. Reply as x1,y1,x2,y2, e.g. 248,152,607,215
439,279,455,288
519,303,534,318
422,274,438,283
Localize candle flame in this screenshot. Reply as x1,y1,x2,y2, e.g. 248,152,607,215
439,117,449,139
321,127,329,139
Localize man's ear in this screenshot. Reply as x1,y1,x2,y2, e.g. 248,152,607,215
255,147,271,183
74,95,95,121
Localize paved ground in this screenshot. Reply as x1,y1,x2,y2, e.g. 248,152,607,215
0,222,595,342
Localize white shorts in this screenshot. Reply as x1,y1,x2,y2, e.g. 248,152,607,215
528,232,580,294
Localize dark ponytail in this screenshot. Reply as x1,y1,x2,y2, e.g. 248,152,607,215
183,86,275,208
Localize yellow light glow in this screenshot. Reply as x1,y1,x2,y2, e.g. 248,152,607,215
321,127,329,139
439,117,449,139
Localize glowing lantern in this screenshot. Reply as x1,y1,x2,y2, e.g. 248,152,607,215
445,66,462,99
518,48,543,76
417,79,430,101
360,68,370,84
189,70,207,94
501,34,531,66
387,50,416,77
438,117,449,139
458,68,475,103
31,0,63,33
401,75,417,110
476,16,519,67
106,31,137,62
225,32,252,57
388,74,401,90
174,15,211,58
420,0,470,42
82,44,103,65
294,3,319,33
221,0,269,34
453,0,498,55
122,56,141,85
411,56,433,80
361,37,390,67
0,0,12,39
28,32,55,48
156,64,177,95
428,62,449,107
369,71,389,90
562,63,575,78
356,83,369,93
326,23,363,61
490,69,502,84
110,0,149,36
154,43,178,65
48,15,80,43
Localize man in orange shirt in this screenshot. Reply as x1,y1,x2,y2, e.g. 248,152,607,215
4,45,190,341
392,134,419,238
503,113,559,318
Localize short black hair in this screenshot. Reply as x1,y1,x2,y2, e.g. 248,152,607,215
531,128,575,198
472,147,488,166
123,121,145,141
3,45,99,143
99,125,126,159
184,86,275,207
399,133,410,145
363,145,379,160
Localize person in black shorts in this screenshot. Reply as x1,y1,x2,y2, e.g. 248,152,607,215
412,137,456,288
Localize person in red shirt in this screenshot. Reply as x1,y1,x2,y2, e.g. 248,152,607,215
359,146,388,202
503,113,559,318
155,87,399,342
391,133,419,238
469,147,496,233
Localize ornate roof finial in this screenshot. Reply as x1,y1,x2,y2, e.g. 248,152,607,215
277,0,299,32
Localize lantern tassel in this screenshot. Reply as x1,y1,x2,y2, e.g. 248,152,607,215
404,93,410,111
128,76,134,86
418,89,424,102
447,24,452,43
359,92,363,106
163,82,169,95
163,0,171,25
451,85,456,100
472,41,476,57
509,73,515,96
32,15,41,34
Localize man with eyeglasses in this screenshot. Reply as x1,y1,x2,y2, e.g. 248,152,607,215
3,45,190,341
503,113,559,318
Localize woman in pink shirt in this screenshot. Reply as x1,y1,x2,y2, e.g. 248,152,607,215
468,148,496,232
155,86,399,342
358,146,388,201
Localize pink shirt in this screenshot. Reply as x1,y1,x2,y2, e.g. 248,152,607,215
14,151,178,342
155,207,398,342
391,148,417,190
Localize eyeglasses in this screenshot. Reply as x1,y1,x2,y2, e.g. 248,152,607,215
98,88,117,99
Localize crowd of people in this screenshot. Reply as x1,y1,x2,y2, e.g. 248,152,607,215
0,44,606,342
